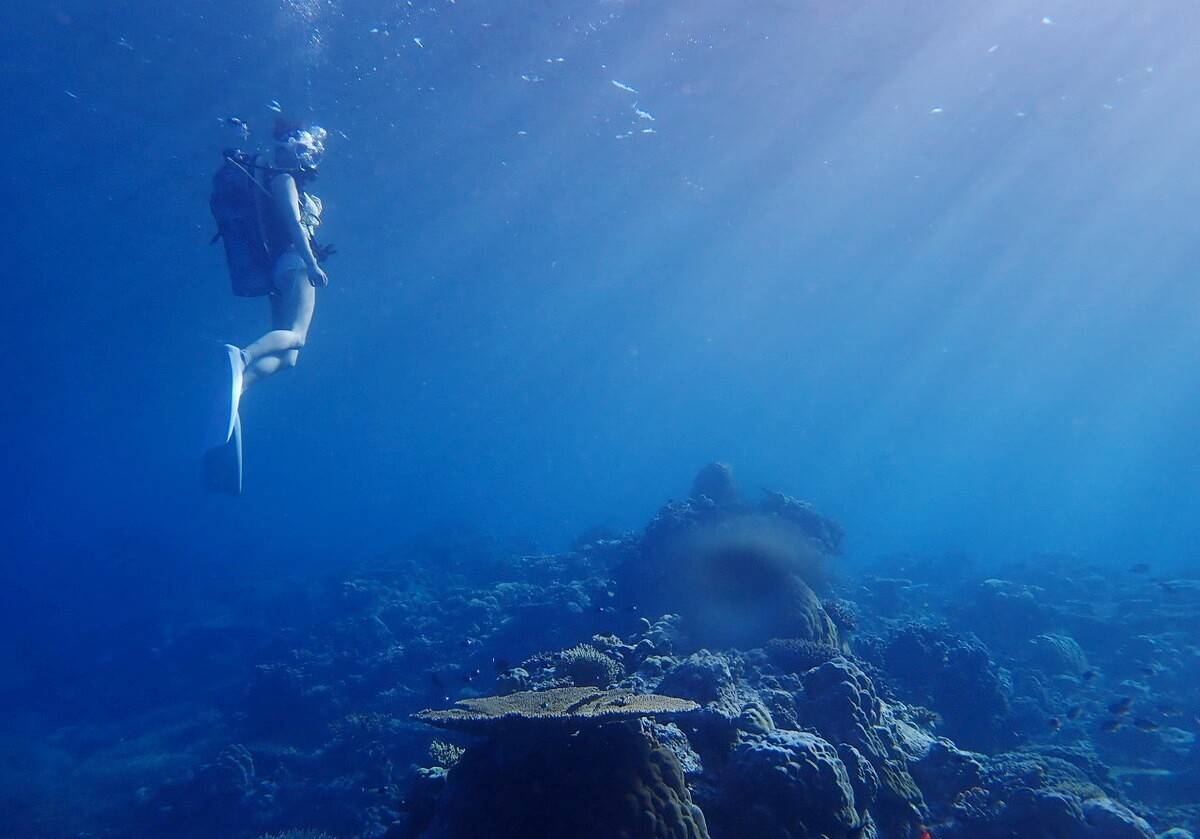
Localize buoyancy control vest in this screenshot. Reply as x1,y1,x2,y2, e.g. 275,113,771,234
209,149,327,297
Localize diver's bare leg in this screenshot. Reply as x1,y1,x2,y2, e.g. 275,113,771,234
241,268,316,390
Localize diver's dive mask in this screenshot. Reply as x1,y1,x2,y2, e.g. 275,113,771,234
278,125,328,172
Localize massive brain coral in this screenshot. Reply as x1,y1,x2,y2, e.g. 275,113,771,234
414,699,709,839
796,658,928,837
714,729,866,839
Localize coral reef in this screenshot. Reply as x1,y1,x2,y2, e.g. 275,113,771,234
21,470,1197,839
939,752,1156,839
861,621,1015,752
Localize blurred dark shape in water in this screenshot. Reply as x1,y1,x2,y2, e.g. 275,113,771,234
613,465,845,649
657,515,839,649
1108,697,1134,716
690,462,739,507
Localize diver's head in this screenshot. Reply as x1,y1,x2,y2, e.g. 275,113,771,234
272,117,327,174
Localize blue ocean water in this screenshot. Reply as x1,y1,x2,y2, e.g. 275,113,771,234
4,2,1200,837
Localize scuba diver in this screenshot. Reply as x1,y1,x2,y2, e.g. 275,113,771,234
206,117,334,491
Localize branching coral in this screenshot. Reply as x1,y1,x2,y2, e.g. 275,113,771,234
765,638,843,674
822,598,859,633
518,643,626,690
428,740,465,769
558,643,626,687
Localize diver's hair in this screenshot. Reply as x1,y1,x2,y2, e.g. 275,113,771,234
273,116,306,142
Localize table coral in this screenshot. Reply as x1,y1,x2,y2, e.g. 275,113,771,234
413,687,699,733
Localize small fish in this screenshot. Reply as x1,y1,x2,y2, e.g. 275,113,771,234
520,74,544,83
268,99,282,113
1042,16,1054,25
611,79,639,94
1108,697,1134,715
223,116,251,140
1066,706,1084,720
462,637,481,648
1080,669,1099,682
413,37,424,48
917,828,934,839
463,667,481,683
1133,718,1160,732
1130,562,1150,574
1048,716,1062,730
633,105,655,121
1100,719,1123,733
930,107,945,114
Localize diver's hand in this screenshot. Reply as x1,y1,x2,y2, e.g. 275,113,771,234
307,263,329,288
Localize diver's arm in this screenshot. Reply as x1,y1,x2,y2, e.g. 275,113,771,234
271,173,328,288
